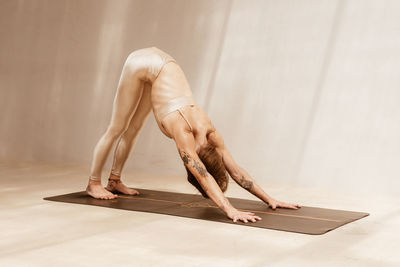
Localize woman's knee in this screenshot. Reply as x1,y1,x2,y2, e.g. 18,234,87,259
106,124,128,139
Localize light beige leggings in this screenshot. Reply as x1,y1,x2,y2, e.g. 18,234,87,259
88,56,152,181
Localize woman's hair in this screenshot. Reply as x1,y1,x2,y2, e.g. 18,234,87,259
185,143,229,198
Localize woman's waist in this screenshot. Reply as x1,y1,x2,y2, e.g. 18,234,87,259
153,95,197,121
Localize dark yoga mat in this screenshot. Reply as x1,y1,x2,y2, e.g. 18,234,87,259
44,188,369,235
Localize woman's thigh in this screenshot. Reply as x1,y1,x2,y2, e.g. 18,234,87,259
123,82,152,137
108,65,145,135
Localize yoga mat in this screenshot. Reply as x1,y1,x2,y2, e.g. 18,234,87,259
44,188,369,235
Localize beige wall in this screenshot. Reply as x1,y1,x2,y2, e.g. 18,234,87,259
0,0,230,173
1,0,399,194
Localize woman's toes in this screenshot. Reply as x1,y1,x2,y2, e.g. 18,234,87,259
129,189,139,195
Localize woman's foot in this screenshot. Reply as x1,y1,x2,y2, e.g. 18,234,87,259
105,175,140,195
86,180,118,200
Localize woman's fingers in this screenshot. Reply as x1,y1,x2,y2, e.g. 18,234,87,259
274,202,301,210
242,214,261,223
280,203,293,209
283,203,297,209
231,211,262,223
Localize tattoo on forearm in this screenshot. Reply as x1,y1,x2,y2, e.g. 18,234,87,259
193,160,207,177
179,149,190,164
239,175,254,191
179,149,207,177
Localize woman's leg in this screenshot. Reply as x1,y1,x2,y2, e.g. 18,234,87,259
86,56,145,199
106,82,153,195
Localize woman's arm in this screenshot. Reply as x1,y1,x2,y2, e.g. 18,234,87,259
211,131,301,210
223,147,300,209
178,147,234,214
173,129,262,223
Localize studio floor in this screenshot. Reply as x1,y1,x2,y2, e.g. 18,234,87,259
0,161,399,267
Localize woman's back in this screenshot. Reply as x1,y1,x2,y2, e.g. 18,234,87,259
153,57,216,145
145,48,215,142
128,46,215,142
151,57,194,121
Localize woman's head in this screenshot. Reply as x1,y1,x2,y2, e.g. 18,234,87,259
185,143,229,198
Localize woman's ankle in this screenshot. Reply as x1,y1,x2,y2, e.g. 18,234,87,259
109,172,121,180
88,179,102,185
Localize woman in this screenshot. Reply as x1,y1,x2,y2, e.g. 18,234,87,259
86,47,301,223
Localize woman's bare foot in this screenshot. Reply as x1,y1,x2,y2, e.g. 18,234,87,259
86,180,118,200
105,175,139,195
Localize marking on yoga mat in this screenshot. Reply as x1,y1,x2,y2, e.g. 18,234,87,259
117,195,341,222
180,202,216,208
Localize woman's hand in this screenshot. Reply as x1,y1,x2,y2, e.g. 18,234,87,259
267,198,301,210
227,208,262,223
